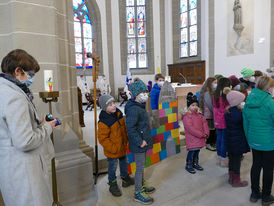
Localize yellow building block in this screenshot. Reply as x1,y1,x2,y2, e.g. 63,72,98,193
153,143,161,154
171,128,179,138
131,162,136,174
168,113,177,123
159,103,162,110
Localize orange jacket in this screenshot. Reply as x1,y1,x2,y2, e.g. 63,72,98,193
98,108,128,158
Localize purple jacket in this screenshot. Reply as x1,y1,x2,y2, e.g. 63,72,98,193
213,97,230,129
182,111,209,150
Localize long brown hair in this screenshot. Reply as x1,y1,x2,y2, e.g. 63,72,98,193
214,77,231,108
199,77,216,112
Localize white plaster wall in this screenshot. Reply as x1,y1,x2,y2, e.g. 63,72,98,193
214,0,271,77
96,0,109,79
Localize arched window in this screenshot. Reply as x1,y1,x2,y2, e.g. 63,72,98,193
120,0,154,75
73,0,93,69
126,0,147,69
180,0,198,58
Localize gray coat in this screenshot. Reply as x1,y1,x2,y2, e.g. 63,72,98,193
0,77,53,206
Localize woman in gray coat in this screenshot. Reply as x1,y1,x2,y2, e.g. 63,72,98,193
0,49,57,206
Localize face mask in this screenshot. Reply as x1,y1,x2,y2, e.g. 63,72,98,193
213,83,217,90
235,85,241,91
138,93,148,103
249,76,255,82
158,81,164,87
20,76,34,87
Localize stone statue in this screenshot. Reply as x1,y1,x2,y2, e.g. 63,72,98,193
233,0,244,36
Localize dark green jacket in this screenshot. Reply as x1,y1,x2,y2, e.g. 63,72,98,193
243,88,274,151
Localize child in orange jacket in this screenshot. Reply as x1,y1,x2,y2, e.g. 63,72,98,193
98,94,134,197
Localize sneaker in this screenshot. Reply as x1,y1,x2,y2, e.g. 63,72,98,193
250,191,262,203
108,180,122,197
262,195,274,206
134,189,153,205
121,174,134,188
143,180,156,194
206,144,216,151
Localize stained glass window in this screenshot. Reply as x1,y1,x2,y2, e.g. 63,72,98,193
73,0,93,68
179,0,198,57
126,0,147,69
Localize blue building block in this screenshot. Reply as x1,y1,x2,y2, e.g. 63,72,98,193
164,130,171,141
159,149,167,160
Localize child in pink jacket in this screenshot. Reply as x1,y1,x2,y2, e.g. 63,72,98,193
213,78,231,167
182,92,209,174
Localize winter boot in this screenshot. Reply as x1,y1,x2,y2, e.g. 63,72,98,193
121,174,134,188
108,180,122,197
142,180,156,194
193,155,204,171
228,171,234,185
134,188,153,205
262,195,274,206
250,191,262,203
232,174,248,187
185,161,196,174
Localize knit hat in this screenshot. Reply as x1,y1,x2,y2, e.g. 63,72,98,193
129,79,147,98
226,91,245,107
99,94,115,111
186,92,199,107
215,74,223,80
241,68,255,78
228,75,241,88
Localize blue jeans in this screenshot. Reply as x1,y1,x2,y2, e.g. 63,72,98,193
216,129,227,158
186,150,200,162
107,156,128,182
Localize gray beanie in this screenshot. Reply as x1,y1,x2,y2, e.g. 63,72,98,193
99,94,115,111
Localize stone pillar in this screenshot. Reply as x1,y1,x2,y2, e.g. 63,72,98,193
0,0,94,204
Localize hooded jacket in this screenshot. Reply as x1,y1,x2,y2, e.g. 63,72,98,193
182,110,209,150
98,108,128,158
243,88,274,151
125,99,153,153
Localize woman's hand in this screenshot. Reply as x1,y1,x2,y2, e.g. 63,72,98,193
140,140,148,148
43,115,58,130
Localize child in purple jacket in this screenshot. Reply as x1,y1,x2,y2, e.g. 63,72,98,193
182,92,209,174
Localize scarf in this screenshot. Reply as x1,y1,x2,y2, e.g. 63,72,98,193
0,73,34,102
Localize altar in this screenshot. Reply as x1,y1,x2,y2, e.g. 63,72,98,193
172,83,203,119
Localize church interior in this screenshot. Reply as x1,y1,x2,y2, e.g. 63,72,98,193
0,0,273,206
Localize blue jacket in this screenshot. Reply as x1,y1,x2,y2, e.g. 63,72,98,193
125,99,153,153
150,83,161,110
225,107,250,154
243,88,274,151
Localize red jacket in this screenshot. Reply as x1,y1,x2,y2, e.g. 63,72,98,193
182,111,209,150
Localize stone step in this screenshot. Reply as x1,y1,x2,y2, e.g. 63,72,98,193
96,148,253,206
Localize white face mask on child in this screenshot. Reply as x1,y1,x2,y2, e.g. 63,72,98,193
249,76,255,82
158,81,164,87
138,93,148,103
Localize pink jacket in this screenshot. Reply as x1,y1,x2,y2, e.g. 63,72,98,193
182,111,209,150
213,97,230,129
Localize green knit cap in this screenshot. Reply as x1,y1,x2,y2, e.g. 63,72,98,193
241,68,255,78
214,74,223,80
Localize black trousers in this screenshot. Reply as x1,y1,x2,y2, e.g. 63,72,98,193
251,149,274,197
228,153,242,174
206,129,216,145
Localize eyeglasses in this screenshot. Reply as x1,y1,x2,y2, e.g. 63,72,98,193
22,69,35,78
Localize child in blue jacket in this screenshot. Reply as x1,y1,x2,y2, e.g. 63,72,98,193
125,79,155,205
150,73,165,110
225,90,250,187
